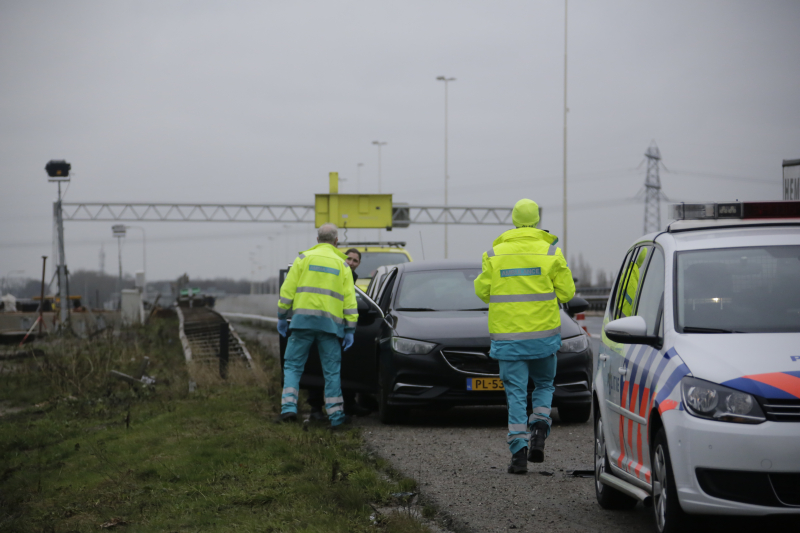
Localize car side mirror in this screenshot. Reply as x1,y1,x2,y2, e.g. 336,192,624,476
604,316,662,348
565,296,589,317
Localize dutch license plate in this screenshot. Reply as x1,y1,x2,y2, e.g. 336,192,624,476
466,377,504,391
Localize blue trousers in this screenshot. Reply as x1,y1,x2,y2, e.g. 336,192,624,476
280,329,345,426
498,354,557,454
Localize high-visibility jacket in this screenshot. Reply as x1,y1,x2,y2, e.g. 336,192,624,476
616,247,648,318
278,243,358,338
474,227,575,360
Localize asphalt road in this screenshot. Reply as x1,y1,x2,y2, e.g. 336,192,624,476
236,316,797,533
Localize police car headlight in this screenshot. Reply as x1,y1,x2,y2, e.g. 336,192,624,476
391,337,437,355
681,377,765,424
559,334,589,354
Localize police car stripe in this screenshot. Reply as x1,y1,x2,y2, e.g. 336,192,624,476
635,348,659,411
654,363,691,406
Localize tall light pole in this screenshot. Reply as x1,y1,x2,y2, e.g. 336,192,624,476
45,160,71,326
562,0,569,261
112,224,126,309
124,225,146,297
436,76,456,258
372,141,387,193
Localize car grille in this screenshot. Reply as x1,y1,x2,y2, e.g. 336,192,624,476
761,398,800,422
696,469,800,507
440,348,498,376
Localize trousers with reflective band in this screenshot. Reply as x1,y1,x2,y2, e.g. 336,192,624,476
281,329,346,426
474,227,575,360
499,355,557,453
278,243,358,338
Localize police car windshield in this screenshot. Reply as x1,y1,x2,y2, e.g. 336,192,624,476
396,269,487,311
358,252,409,278
676,245,800,333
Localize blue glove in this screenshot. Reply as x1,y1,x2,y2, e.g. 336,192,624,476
342,332,354,351
277,319,288,337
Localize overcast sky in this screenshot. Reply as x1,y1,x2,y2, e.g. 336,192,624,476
1,0,798,289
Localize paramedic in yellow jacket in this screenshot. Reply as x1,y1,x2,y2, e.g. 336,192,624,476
275,223,358,428
474,199,575,474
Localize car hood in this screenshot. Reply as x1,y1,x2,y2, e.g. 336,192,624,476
391,309,582,346
672,333,800,399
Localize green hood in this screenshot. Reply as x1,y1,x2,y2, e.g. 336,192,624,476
492,227,559,247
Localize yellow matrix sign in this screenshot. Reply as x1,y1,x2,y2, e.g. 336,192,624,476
315,172,393,229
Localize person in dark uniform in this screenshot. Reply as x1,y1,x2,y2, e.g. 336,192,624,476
307,247,370,420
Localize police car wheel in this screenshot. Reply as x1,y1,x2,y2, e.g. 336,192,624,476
594,412,637,510
652,428,692,533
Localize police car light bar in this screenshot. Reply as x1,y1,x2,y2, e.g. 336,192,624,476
671,201,800,221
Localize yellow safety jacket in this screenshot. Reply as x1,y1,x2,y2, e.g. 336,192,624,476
617,247,648,318
474,228,575,360
278,243,359,338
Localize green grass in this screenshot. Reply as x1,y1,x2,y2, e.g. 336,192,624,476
0,320,429,532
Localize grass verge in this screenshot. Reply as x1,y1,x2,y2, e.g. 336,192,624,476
0,319,429,532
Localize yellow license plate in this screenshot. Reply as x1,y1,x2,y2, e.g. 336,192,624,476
467,377,504,391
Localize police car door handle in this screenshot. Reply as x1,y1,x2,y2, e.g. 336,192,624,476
618,367,628,376
599,354,609,362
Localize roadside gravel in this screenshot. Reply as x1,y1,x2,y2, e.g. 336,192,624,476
358,407,654,533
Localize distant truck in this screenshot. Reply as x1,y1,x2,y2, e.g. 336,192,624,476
784,159,800,200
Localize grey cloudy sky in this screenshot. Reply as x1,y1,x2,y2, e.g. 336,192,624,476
1,0,798,287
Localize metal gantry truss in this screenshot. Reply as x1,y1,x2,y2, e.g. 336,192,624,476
62,203,519,226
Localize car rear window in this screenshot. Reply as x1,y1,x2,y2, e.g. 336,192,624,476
676,245,800,333
396,269,486,311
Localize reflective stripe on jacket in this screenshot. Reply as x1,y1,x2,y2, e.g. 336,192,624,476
474,227,575,360
278,243,359,338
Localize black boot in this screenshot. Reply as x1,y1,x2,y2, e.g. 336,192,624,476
273,412,298,424
507,447,528,474
528,421,548,463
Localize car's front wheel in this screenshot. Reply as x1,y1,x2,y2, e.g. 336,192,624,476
652,428,693,533
594,411,638,510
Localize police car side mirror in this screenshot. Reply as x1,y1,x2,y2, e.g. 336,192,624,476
604,316,662,348
565,296,589,317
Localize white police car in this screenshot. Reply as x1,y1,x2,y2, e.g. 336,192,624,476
594,201,800,532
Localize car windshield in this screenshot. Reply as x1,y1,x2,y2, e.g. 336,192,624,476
676,245,800,333
396,269,487,311
357,252,409,279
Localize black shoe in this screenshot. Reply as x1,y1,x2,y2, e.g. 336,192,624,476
328,415,352,432
528,421,548,463
344,402,372,417
507,447,528,474
309,410,326,422
273,412,298,424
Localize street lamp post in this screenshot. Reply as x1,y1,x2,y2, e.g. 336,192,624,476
562,0,569,260
124,225,146,298
371,141,387,193
112,224,126,309
45,160,71,326
436,76,456,259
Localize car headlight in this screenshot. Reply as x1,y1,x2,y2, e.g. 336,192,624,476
680,376,765,424
390,337,437,355
559,334,589,353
